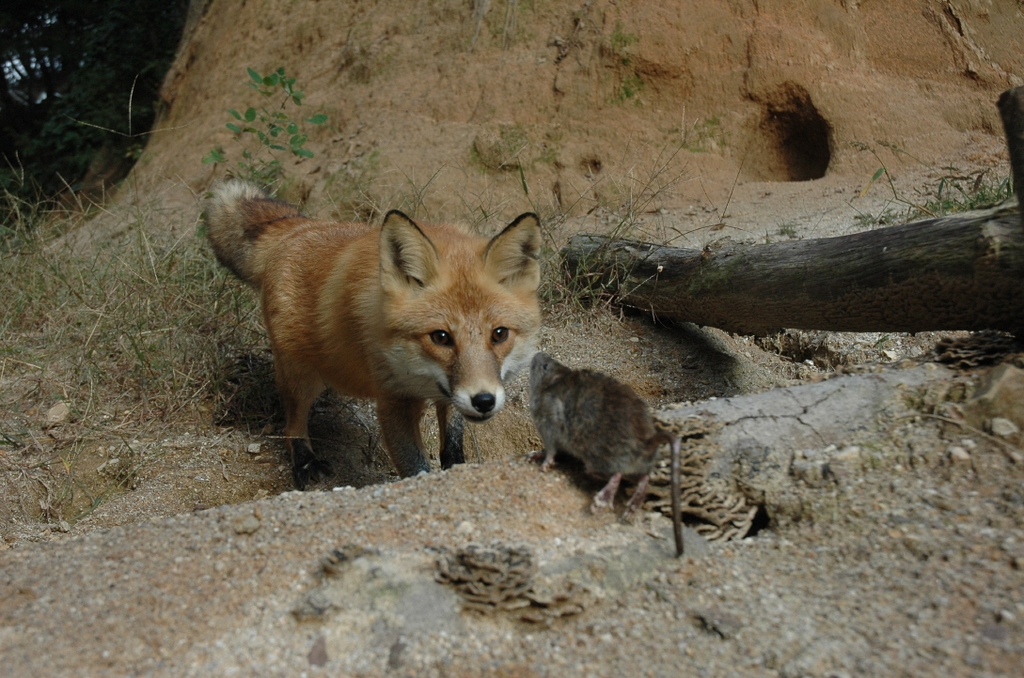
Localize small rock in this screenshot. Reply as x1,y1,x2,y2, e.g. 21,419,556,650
96,455,132,480
947,446,971,464
902,534,935,560
388,637,406,670
791,459,828,486
964,364,1024,432
980,623,1009,641
293,590,334,621
924,493,956,511
320,545,379,576
455,520,475,536
45,401,70,425
989,417,1020,438
832,445,861,461
828,446,862,484
307,635,328,666
246,443,262,454
231,514,261,535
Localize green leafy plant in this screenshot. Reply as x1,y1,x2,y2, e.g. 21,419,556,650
852,140,1012,224
776,222,798,238
681,115,727,153
609,24,639,59
202,67,327,189
618,73,644,102
606,23,644,104
919,170,1012,217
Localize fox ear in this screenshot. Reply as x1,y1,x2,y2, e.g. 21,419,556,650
380,210,440,291
484,212,541,291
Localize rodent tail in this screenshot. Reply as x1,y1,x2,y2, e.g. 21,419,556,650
668,435,683,558
647,429,684,557
202,180,300,286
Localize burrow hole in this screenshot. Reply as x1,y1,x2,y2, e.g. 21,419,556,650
759,83,832,181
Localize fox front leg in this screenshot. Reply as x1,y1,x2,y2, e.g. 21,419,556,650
436,402,465,469
377,397,432,477
287,438,332,490
277,364,330,489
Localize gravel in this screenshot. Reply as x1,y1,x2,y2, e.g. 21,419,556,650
2,402,1022,677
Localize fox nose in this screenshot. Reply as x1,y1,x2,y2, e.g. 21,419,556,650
470,392,496,414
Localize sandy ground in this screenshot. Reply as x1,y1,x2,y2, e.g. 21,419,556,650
2,373,1023,676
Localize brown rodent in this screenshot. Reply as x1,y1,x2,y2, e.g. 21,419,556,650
528,352,683,557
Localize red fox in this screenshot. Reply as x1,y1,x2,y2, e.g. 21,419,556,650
203,180,542,487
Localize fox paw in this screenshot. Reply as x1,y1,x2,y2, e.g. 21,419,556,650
291,440,331,490
293,458,331,490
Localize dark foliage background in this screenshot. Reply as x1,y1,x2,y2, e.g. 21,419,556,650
0,0,186,198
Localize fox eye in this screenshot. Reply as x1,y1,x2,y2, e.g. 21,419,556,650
430,329,454,346
491,327,509,344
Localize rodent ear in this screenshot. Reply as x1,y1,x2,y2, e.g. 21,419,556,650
533,352,568,384
379,210,441,292
483,213,541,292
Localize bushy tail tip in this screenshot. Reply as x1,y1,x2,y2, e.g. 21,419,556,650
203,180,274,284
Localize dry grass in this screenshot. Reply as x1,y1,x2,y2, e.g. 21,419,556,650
0,145,692,542
0,187,266,541
530,143,691,323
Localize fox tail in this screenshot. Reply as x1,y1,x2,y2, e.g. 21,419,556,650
203,180,300,286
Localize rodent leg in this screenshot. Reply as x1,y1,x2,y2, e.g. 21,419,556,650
621,473,649,519
528,440,558,471
591,473,622,513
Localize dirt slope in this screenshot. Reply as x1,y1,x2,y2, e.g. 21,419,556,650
143,0,1022,219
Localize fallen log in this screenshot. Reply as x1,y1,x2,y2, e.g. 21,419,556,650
562,200,1023,336
562,87,1024,337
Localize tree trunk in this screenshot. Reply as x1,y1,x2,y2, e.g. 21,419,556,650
562,201,1024,336
997,86,1024,224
